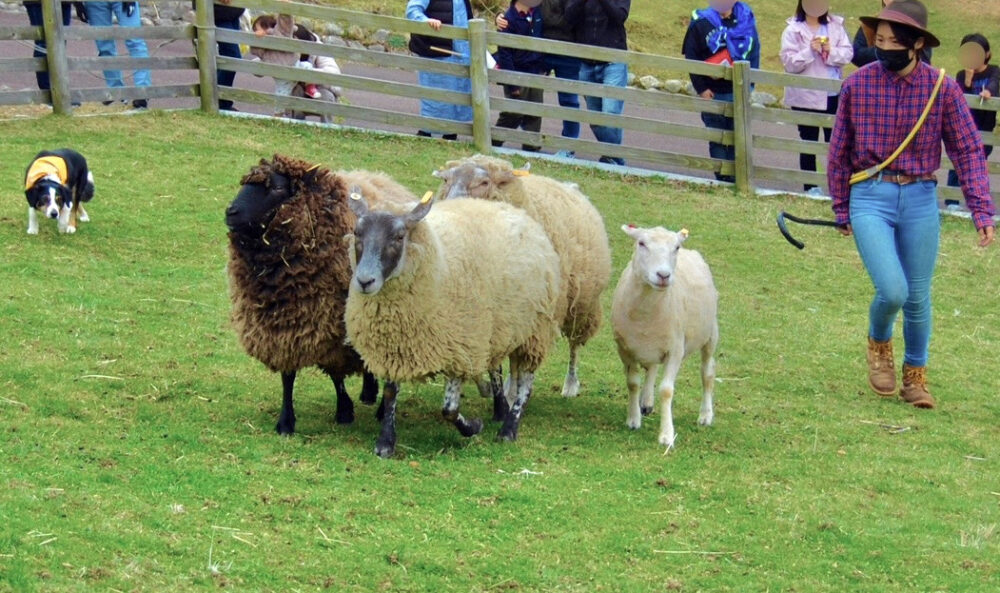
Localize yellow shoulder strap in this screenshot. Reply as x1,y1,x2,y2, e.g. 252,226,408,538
849,67,947,186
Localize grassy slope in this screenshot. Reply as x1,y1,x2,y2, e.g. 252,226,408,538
332,0,1000,84
0,112,997,592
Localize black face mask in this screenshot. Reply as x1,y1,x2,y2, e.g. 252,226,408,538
876,47,915,72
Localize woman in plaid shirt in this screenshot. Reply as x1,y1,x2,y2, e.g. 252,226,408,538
828,0,995,409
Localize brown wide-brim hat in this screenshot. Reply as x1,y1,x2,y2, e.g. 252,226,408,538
859,0,940,48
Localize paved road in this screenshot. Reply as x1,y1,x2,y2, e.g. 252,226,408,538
2,9,996,199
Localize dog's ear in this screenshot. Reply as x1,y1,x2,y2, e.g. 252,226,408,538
25,187,38,208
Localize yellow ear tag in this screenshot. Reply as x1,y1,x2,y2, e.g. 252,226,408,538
679,228,689,238
306,164,320,172
512,169,530,177
421,190,433,203
350,192,362,201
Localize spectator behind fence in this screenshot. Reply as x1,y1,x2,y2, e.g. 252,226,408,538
683,0,761,183
192,0,244,111
565,0,630,166
492,0,547,152
248,14,322,116
291,24,343,104
779,0,853,194
406,0,474,140
852,0,931,66
24,1,73,93
80,2,151,109
946,33,999,199
497,0,582,159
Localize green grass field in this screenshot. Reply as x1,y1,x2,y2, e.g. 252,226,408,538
0,112,998,592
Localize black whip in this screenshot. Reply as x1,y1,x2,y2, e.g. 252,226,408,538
777,211,841,250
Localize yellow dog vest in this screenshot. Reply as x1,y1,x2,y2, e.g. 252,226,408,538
24,156,69,190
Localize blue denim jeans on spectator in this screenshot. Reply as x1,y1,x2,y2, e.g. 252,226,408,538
84,2,151,88
544,53,581,139
849,176,940,367
579,61,627,146
25,1,72,90
701,92,735,181
215,17,242,110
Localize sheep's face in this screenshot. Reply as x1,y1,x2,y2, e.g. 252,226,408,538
348,194,433,295
225,172,293,236
434,164,492,200
622,225,688,290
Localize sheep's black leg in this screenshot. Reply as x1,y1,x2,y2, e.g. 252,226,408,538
330,374,355,425
375,391,386,422
359,371,378,405
498,371,534,442
374,381,399,458
490,366,508,422
276,371,297,435
443,378,483,438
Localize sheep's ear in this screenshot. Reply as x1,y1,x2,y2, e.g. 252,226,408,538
621,224,642,240
404,191,434,228
678,228,689,243
302,164,322,186
348,187,369,217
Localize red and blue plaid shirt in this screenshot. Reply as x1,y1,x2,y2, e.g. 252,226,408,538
828,61,996,230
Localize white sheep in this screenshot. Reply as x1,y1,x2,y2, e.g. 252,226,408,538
611,225,719,449
433,155,612,404
344,193,561,457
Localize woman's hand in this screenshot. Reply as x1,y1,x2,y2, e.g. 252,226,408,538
978,225,995,247
427,18,442,31
837,223,852,237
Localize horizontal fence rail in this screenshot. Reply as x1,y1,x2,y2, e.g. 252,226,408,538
1,0,997,206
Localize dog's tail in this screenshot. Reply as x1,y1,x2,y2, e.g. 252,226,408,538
81,171,95,202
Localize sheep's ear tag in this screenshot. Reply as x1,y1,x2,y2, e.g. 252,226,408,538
350,192,362,201
306,164,320,172
420,191,433,203
680,228,690,238
512,169,530,177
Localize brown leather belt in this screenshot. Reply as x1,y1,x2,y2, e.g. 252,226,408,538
880,172,937,185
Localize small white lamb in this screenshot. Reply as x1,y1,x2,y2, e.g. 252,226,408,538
611,225,719,449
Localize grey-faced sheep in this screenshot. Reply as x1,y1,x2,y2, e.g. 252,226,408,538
611,225,719,449
225,154,416,435
345,193,561,458
432,154,612,408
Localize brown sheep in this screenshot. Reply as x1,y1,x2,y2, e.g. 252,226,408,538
225,154,415,434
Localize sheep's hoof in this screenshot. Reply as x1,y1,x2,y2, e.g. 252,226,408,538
640,406,654,417
561,378,580,398
275,420,295,436
626,419,641,430
496,425,519,442
374,440,395,458
457,418,483,438
698,412,714,426
335,408,355,425
658,433,677,449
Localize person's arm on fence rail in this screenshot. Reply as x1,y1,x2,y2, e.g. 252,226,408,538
826,78,854,232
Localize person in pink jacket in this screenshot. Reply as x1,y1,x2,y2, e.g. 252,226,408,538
780,0,853,192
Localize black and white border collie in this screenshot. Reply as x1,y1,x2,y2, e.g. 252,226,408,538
24,148,95,235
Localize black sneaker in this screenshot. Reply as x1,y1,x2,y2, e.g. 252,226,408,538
132,99,147,109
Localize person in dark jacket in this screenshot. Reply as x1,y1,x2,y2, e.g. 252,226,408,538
851,0,930,66
192,0,245,111
565,0,630,166
497,0,582,157
946,33,999,194
492,0,547,151
682,0,761,182
23,1,74,92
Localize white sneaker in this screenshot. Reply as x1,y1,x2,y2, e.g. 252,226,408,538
554,150,575,159
806,187,825,196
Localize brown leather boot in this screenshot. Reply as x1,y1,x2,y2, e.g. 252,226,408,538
901,364,935,409
866,337,896,396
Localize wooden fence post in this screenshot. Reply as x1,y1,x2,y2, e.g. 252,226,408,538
41,0,71,114
195,0,219,113
466,18,491,152
731,61,754,194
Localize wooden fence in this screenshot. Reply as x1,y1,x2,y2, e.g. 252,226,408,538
2,0,998,202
